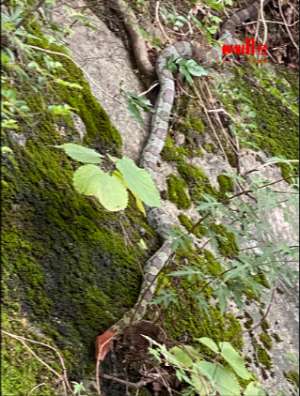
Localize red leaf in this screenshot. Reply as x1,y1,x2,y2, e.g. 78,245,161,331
95,329,116,362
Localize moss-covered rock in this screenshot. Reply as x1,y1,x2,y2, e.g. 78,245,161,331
177,161,218,203
217,174,235,197
178,214,208,238
215,64,299,180
210,223,239,258
167,175,191,209
284,370,299,388
2,27,158,394
155,249,243,351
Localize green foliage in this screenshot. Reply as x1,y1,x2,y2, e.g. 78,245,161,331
146,336,265,396
167,56,208,85
56,143,103,164
57,144,161,212
125,91,152,124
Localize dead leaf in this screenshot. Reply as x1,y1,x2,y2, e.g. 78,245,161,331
95,329,116,362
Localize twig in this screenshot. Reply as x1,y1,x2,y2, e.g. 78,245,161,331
248,287,276,332
278,0,299,53
138,82,159,97
243,18,299,27
192,84,229,163
2,330,72,394
28,382,47,395
155,1,172,43
102,374,153,388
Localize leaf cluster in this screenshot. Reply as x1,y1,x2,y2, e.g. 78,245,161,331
56,143,161,213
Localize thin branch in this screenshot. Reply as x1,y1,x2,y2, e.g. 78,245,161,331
248,287,276,332
2,330,72,393
278,0,299,53
102,374,153,389
155,1,172,43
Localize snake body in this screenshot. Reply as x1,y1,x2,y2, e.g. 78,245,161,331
107,0,269,336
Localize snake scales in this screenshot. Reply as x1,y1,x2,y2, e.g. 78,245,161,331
102,0,270,337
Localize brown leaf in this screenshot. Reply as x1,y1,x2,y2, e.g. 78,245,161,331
95,329,116,362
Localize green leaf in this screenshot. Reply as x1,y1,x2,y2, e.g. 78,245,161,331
73,164,128,211
56,143,103,164
244,382,266,396
185,59,209,77
116,156,161,207
197,337,219,354
197,362,241,396
219,342,252,380
190,373,211,395
169,346,194,367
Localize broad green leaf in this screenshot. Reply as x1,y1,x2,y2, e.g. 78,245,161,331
219,342,252,380
244,382,266,396
197,362,241,396
73,164,128,211
116,156,161,207
190,372,211,395
169,346,194,367
185,59,209,77
197,337,219,354
73,164,103,195
94,173,128,212
56,143,102,164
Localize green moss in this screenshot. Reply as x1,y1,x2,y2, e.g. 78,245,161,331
177,161,218,203
178,214,208,238
1,308,62,396
203,142,217,153
284,370,299,388
161,136,188,163
217,174,235,197
257,347,272,369
261,320,270,332
2,20,156,390
258,332,273,350
252,337,272,369
167,175,191,209
216,64,299,179
210,224,239,258
157,249,243,351
271,332,282,343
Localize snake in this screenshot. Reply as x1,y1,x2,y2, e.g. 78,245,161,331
99,0,270,341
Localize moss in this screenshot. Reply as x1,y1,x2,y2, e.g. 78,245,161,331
156,249,243,352
284,370,299,388
216,64,299,179
252,337,272,369
261,320,270,332
161,136,188,163
271,332,282,343
258,332,273,350
1,308,62,396
217,174,235,197
187,117,205,134
2,20,157,390
178,214,208,238
167,175,191,209
203,142,217,153
210,224,239,258
177,161,218,203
